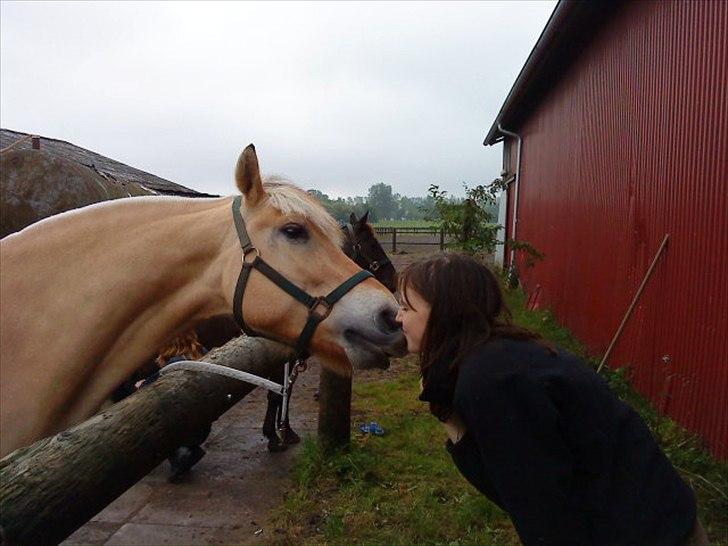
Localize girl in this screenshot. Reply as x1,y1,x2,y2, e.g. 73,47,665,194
395,252,707,546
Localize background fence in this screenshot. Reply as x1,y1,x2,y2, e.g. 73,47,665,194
373,226,447,253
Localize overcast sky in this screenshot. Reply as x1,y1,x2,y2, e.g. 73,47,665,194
1,1,556,198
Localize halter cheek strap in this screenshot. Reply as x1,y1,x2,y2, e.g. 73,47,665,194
231,196,373,359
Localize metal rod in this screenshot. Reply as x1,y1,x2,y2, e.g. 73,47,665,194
597,234,670,373
497,123,522,269
160,360,284,393
280,361,291,419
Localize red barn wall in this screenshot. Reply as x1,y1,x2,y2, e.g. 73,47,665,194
505,1,728,457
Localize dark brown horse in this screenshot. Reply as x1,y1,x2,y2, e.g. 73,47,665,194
342,211,396,292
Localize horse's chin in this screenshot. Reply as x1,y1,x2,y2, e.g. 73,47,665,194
310,328,406,372
342,337,392,371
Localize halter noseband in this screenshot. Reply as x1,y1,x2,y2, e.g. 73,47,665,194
231,196,373,359
344,223,391,273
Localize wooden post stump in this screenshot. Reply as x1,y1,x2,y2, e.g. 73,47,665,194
317,368,352,453
0,335,290,546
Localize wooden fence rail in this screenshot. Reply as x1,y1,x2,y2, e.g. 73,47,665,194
373,226,446,253
0,336,290,546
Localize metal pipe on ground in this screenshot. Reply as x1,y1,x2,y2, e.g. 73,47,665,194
497,123,523,277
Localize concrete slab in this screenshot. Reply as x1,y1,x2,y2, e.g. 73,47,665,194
64,521,119,545
104,522,271,545
104,523,224,545
90,483,155,524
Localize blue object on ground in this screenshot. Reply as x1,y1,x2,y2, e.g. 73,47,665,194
359,421,385,436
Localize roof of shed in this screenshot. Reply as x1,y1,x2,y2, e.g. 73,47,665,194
483,0,622,146
0,128,217,197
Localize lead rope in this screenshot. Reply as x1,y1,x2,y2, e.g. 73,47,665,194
160,356,309,441
278,359,308,440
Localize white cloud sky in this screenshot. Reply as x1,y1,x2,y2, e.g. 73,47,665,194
0,1,556,198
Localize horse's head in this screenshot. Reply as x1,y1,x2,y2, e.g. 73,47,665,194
229,145,405,374
344,211,397,293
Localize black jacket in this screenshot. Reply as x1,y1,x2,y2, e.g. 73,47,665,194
423,338,696,546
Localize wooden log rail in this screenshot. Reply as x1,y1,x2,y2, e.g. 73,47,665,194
0,335,290,546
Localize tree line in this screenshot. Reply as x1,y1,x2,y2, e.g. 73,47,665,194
307,182,497,224
308,180,540,273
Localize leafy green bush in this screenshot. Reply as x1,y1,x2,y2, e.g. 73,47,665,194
424,179,543,268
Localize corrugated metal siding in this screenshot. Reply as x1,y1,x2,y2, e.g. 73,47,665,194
505,0,728,458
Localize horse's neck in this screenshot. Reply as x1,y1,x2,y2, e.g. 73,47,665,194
3,196,237,406
77,196,234,336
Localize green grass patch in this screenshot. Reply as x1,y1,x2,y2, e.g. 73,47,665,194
269,368,516,545
269,287,728,545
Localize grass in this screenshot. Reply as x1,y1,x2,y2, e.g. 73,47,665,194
268,367,516,545
268,288,728,546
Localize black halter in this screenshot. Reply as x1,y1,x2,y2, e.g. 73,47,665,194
343,223,392,273
231,196,373,359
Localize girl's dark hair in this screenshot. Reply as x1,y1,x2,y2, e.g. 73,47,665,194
399,252,545,420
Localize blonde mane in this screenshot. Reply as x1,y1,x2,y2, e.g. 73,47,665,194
262,176,343,247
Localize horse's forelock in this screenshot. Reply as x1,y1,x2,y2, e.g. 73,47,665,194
262,178,344,247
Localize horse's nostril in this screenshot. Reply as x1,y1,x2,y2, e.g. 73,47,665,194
377,307,401,334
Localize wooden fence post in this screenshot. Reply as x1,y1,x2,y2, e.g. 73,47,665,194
317,369,352,453
439,228,445,250
392,228,397,253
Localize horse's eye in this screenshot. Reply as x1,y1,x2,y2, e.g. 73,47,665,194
281,223,309,241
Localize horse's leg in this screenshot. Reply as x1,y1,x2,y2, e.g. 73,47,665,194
281,387,300,445
263,389,286,452
263,364,287,452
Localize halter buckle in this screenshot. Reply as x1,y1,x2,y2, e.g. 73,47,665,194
308,296,333,321
369,261,381,272
242,246,260,264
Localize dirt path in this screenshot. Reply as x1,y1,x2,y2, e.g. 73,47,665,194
64,254,421,546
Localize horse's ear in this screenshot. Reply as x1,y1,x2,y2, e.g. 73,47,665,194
360,210,369,225
235,144,265,207
349,212,358,225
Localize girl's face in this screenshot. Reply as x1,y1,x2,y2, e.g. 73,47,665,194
395,285,431,354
